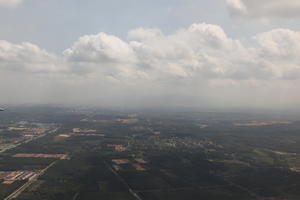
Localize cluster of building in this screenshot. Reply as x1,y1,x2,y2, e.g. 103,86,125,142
0,121,58,153
107,144,127,152
0,171,39,184
8,127,47,137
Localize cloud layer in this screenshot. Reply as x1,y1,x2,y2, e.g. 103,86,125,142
0,0,23,8
0,40,62,73
2,23,300,80
226,0,300,18
53,24,300,80
1,23,300,108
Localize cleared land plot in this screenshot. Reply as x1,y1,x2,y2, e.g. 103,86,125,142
13,154,67,160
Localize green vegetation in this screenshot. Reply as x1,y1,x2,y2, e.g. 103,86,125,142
0,181,26,199
0,106,300,199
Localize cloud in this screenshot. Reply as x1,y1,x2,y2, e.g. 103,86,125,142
0,0,23,8
254,29,300,79
226,0,248,16
128,24,244,79
0,40,64,73
64,33,136,64
62,23,300,81
63,24,242,80
226,0,300,18
63,33,146,79
1,23,300,108
2,24,300,81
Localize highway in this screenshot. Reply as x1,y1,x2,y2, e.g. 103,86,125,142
4,160,58,200
0,127,59,154
104,160,143,200
1,127,60,200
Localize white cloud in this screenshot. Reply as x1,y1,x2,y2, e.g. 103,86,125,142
2,23,300,107
226,0,248,16
0,40,64,73
254,29,300,79
64,33,136,64
2,24,300,81
226,0,300,18
0,0,23,8
63,33,146,79
128,23,243,79
63,23,300,81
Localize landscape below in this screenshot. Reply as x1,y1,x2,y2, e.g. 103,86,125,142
0,106,300,200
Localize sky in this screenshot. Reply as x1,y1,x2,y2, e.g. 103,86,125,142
1,0,300,110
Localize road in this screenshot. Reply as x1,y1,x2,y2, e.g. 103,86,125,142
4,160,58,200
104,160,143,200
2,127,60,200
0,127,59,154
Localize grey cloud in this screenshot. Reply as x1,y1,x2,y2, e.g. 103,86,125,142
0,0,23,8
226,0,300,18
